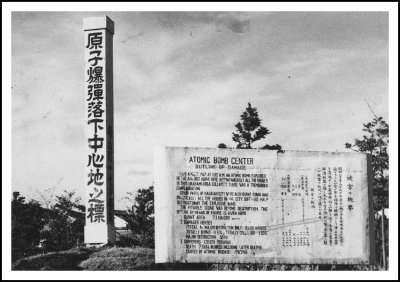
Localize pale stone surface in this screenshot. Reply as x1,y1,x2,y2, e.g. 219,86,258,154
84,17,115,244
83,16,114,34
154,147,374,264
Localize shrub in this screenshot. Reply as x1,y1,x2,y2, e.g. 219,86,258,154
115,234,140,248
79,247,156,270
12,248,92,270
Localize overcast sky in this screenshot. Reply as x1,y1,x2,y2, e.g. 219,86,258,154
11,12,389,208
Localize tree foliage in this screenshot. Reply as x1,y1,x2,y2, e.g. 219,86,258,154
40,190,84,252
232,103,270,149
218,143,228,149
261,143,283,152
12,190,84,259
230,102,282,151
12,192,46,260
345,116,389,212
125,186,154,248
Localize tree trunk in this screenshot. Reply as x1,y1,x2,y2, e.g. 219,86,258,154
381,208,387,270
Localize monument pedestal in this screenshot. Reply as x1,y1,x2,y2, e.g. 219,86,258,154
84,224,116,244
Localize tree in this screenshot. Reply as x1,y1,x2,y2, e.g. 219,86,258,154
40,190,84,252
345,117,388,212
345,116,389,269
231,102,282,151
125,185,154,248
11,192,46,261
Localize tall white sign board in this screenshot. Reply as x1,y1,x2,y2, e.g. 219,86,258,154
155,147,374,264
83,16,115,244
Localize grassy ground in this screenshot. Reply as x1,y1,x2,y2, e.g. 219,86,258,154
12,246,209,271
79,247,157,270
12,246,380,271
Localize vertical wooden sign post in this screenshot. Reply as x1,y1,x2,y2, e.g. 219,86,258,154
83,16,115,244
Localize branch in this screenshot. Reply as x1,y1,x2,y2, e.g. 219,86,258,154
365,99,378,119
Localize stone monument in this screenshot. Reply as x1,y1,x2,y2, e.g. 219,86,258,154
154,147,375,264
83,16,115,244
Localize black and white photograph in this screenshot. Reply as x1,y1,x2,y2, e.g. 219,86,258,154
2,2,398,280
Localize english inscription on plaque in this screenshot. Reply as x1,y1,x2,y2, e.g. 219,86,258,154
154,147,374,264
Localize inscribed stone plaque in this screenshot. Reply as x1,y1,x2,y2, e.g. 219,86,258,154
154,147,374,264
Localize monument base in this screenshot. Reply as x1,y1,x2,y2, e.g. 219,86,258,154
84,224,116,244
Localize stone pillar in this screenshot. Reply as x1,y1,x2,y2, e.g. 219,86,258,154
83,16,115,244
